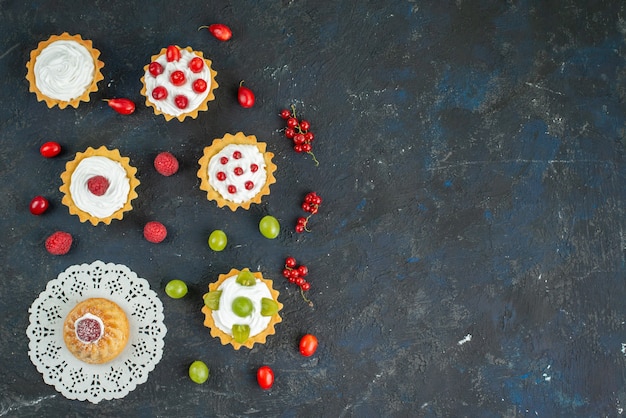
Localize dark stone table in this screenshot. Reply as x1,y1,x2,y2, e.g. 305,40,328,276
1,1,625,416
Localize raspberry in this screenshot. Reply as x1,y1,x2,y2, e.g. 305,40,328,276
144,221,167,243
87,175,110,196
154,152,179,176
45,231,73,255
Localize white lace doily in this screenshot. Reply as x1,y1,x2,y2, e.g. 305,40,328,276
27,260,167,403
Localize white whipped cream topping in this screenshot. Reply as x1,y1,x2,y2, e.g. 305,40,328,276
207,144,267,203
69,156,130,219
33,40,95,101
74,313,104,344
144,49,212,117
212,275,273,338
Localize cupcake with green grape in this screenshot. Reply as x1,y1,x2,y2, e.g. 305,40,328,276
201,268,282,350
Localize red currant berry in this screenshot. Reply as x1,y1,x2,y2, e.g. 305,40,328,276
282,269,291,278
301,282,311,291
174,95,189,109
302,143,312,153
250,163,258,172
293,133,306,145
233,151,242,159
302,202,311,212
295,277,305,286
152,86,168,100
216,171,226,181
297,265,308,277
288,269,299,280
189,57,204,73
29,196,49,215
304,132,314,142
171,70,186,86
220,156,228,165
294,144,304,153
299,120,310,131
245,181,254,190
297,217,307,225
227,185,237,194
310,206,318,215
193,79,208,93
285,257,297,268
280,109,291,119
233,167,243,176
285,128,296,139
288,276,297,284
295,224,305,233
149,62,164,76
287,117,299,128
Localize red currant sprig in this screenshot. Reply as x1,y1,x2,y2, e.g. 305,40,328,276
295,192,322,233
280,105,319,166
282,256,313,306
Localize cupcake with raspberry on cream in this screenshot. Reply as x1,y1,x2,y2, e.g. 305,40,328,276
140,45,218,122
59,146,139,225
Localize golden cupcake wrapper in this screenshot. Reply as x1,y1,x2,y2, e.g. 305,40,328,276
59,146,140,226
140,46,218,122
25,33,105,109
197,132,277,211
201,268,283,350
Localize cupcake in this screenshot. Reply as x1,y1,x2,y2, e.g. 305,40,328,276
63,297,130,364
197,132,277,211
202,268,283,350
25,33,104,109
59,146,140,226
140,45,218,122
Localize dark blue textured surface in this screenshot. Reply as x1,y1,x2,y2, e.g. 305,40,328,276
1,0,625,416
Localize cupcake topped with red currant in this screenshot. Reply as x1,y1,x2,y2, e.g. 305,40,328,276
140,45,218,122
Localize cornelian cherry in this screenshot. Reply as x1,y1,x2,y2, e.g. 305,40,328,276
149,62,163,76
152,86,168,100
29,196,49,215
189,57,204,72
170,70,186,86
40,141,61,158
166,45,181,62
174,95,188,109
193,79,207,93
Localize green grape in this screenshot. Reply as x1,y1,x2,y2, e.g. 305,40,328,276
260,298,278,316
259,215,280,239
203,291,222,310
208,229,227,251
232,324,250,344
236,269,256,286
165,279,188,299
232,296,254,317
189,360,209,384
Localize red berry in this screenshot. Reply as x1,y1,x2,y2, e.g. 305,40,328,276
154,152,179,176
299,120,310,131
152,86,168,100
40,141,61,158
282,269,291,278
280,109,291,119
216,171,226,181
250,163,259,172
301,282,311,291
227,185,236,194
170,70,186,86
293,133,306,145
192,79,207,93
149,61,163,76
295,224,305,233
287,117,299,128
304,132,314,142
299,334,318,356
220,156,228,165
302,143,312,153
288,269,299,280
295,277,305,286
45,231,73,255
189,57,204,73
232,151,242,159
198,23,233,41
297,265,308,277
237,82,255,108
297,217,307,225
285,128,296,139
234,167,243,176
245,181,254,190
256,366,274,390
87,175,110,196
105,98,135,115
166,45,181,62
174,95,189,109
302,202,311,212
285,257,296,268
294,145,304,153
29,196,49,215
144,221,167,243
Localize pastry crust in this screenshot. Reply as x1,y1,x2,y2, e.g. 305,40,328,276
197,132,277,211
59,146,140,226
140,46,218,122
25,33,104,109
201,268,283,350
63,298,130,364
